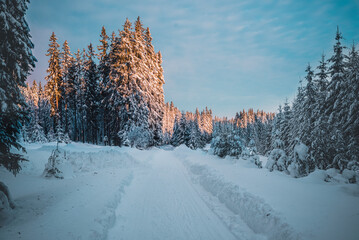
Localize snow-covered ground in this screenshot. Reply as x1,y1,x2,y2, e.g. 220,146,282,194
1,143,358,240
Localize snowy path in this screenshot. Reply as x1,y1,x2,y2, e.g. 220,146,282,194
2,143,358,240
107,150,238,240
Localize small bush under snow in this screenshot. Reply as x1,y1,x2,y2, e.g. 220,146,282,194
266,149,287,172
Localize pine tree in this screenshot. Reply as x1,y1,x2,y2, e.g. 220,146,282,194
79,48,87,143
0,0,36,209
326,27,347,166
84,43,100,144
65,50,80,141
108,18,165,148
97,26,110,143
281,99,292,155
185,117,204,150
0,0,36,175
343,43,359,164
45,32,63,135
142,24,165,146
38,82,52,138
61,40,72,134
106,31,122,145
301,64,316,146
210,121,232,158
112,19,137,146
171,113,186,147
313,54,330,169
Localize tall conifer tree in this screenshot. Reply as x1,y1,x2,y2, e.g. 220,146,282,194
45,32,62,133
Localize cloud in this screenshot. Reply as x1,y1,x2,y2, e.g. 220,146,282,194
27,0,359,116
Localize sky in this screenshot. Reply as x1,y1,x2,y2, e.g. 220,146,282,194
26,0,359,117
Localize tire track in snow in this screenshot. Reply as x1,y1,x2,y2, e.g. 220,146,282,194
107,150,238,240
181,157,300,240
91,172,134,240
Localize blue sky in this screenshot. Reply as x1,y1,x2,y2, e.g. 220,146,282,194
26,0,359,117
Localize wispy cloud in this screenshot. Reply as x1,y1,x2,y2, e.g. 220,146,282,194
27,0,359,116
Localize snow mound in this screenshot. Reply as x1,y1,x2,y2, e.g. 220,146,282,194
67,150,138,174
293,142,308,161
266,149,287,172
91,173,134,240
186,162,300,240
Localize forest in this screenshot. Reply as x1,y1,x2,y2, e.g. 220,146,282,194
1,1,358,183
1,1,359,239
20,21,358,179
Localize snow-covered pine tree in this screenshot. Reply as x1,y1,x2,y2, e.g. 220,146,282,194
0,0,36,171
38,82,52,138
281,100,292,155
301,64,316,146
185,116,205,150
228,126,243,158
45,32,63,136
106,31,122,145
210,120,233,158
21,81,48,143
79,48,87,143
171,113,186,147
287,138,314,177
343,43,359,165
107,18,165,148
97,26,111,143
252,115,267,155
126,93,152,149
312,55,330,169
61,40,72,135
325,27,347,165
162,102,181,143
290,80,305,150
83,43,100,144
65,49,79,141
110,19,139,146
211,121,227,158
0,0,36,209
266,130,287,172
20,82,34,142
144,26,165,146
201,107,213,143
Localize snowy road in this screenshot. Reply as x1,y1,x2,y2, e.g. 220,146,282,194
107,150,238,240
2,143,359,240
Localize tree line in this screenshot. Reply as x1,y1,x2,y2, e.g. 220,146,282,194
22,17,165,148
2,0,358,184
267,28,359,178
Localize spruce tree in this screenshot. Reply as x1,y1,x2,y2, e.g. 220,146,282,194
0,0,36,174
344,44,359,164
302,64,316,146
0,0,36,208
61,40,72,134
45,32,63,135
313,55,330,169
281,99,292,155
171,113,186,147
83,44,100,144
97,26,110,143
38,82,51,138
112,19,136,146
326,27,347,165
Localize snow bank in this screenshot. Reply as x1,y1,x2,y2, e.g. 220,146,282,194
184,162,299,240
1,143,138,240
91,173,134,240
18,142,139,178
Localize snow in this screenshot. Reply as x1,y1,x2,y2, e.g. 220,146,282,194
293,141,308,161
1,142,358,240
